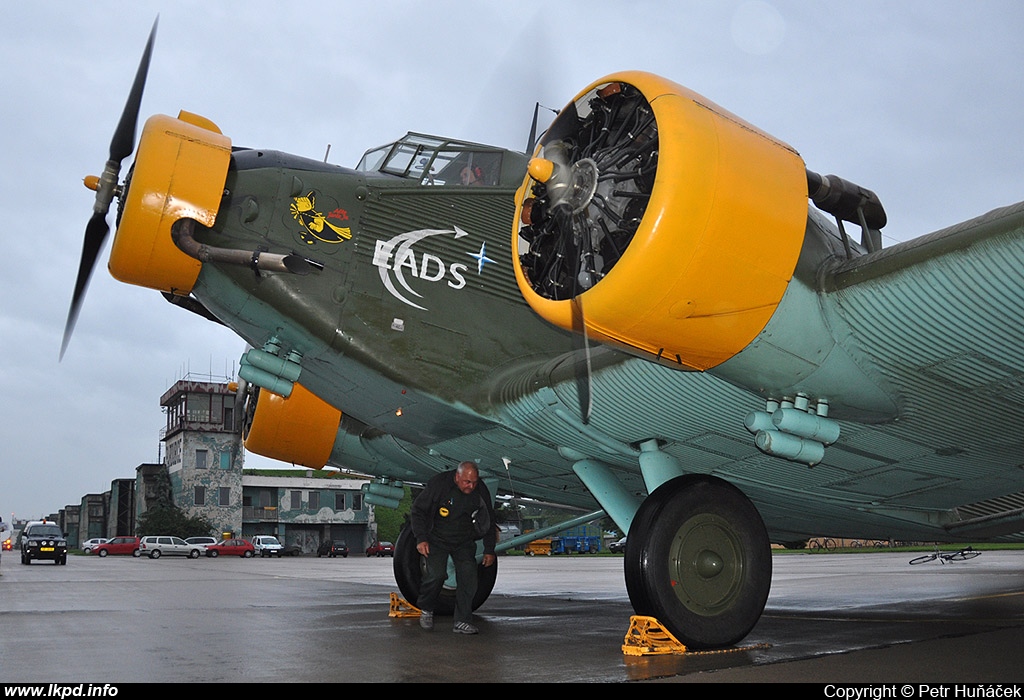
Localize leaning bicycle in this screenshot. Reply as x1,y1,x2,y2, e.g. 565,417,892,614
909,546,981,565
808,537,837,551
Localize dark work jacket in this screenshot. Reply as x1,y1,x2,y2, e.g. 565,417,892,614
410,470,497,556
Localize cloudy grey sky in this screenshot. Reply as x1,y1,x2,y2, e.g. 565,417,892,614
2,1,1022,521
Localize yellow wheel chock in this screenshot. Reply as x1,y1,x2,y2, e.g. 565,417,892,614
621,615,688,656
389,592,422,618
621,615,772,656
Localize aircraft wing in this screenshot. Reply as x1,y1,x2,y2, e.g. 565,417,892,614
813,201,1024,539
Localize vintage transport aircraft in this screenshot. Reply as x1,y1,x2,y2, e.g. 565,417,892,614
65,23,1024,648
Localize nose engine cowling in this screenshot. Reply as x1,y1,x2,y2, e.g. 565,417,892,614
513,71,809,371
108,111,232,295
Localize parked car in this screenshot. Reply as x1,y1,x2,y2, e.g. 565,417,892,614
19,520,68,565
251,535,284,558
609,537,627,553
93,536,141,557
204,538,255,558
3,537,12,551
139,536,203,559
185,536,219,550
365,541,394,557
317,540,349,558
282,543,303,557
81,538,108,553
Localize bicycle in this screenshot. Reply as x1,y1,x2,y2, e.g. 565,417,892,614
908,546,981,565
808,537,837,551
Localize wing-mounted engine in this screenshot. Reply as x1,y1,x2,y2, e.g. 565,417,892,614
513,71,809,371
241,380,343,469
107,111,231,294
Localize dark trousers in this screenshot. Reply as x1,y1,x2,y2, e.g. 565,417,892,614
418,538,478,624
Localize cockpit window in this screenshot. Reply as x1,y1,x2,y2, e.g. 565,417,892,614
356,133,504,187
356,145,389,174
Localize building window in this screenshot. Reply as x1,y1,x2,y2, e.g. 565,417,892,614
335,492,345,510
166,437,182,466
309,491,319,511
219,487,230,506
187,393,211,423
352,493,362,511
291,491,301,509
196,449,208,470
195,486,206,506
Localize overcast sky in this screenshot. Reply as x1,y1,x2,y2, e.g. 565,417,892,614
2,1,1022,521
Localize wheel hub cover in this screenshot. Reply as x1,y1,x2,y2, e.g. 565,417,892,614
694,549,724,578
669,514,744,615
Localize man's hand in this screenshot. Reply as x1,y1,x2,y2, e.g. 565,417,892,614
416,541,430,556
482,554,496,567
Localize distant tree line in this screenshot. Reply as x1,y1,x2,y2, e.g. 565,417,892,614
136,505,215,539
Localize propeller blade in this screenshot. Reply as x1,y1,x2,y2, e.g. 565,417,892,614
61,17,158,360
110,18,157,162
525,102,559,156
527,102,540,154
61,213,110,359
571,296,593,425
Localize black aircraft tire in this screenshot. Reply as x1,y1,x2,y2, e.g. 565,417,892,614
624,474,771,649
393,525,497,616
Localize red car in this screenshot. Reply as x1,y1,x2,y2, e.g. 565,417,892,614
94,536,141,557
365,541,394,557
204,538,255,558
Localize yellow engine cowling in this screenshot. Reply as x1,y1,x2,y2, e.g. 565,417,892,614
108,111,231,294
512,72,808,371
242,382,343,469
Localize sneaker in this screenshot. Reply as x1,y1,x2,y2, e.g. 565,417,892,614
419,610,433,630
452,621,478,635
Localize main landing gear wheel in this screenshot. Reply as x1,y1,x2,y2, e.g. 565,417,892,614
393,525,497,616
624,474,772,649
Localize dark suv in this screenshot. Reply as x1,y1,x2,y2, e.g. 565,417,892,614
20,521,68,565
317,540,349,558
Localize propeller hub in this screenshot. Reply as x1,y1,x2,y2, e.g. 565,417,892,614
530,154,600,216
566,157,599,214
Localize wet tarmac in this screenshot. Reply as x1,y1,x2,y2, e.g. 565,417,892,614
1,549,1022,683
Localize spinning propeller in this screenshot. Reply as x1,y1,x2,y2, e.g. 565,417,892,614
61,19,158,360
518,82,659,423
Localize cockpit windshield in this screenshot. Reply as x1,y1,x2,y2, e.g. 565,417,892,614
356,133,505,187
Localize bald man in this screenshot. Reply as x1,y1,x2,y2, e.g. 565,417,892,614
410,461,497,634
